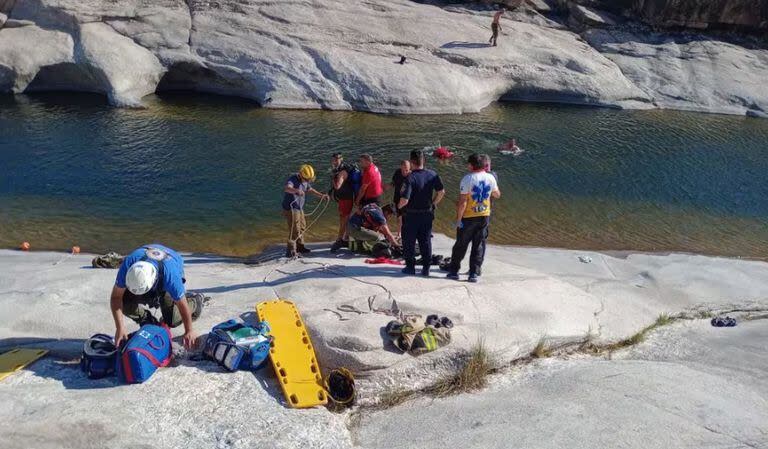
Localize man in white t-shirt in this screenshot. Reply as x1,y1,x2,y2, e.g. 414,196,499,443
446,153,501,283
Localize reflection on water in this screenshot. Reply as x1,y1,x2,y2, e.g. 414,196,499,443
2,92,768,258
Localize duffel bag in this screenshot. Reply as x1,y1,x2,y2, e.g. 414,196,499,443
116,324,172,384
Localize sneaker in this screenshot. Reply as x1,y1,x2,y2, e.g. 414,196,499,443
188,293,205,320
446,272,460,281
330,239,347,253
467,273,479,283
401,266,416,275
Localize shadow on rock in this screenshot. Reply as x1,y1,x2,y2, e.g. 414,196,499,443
441,41,491,49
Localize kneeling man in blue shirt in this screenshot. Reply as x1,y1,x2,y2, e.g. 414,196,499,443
110,244,203,349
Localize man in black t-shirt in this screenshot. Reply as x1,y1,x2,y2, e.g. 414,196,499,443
330,153,355,252
388,159,411,236
398,150,445,276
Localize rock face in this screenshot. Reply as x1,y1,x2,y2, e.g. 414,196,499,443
609,0,768,32
585,29,768,116
0,0,766,116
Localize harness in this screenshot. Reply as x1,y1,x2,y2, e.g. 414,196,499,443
332,163,356,200
362,206,380,229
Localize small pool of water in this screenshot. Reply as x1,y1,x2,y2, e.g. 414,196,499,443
2,92,767,258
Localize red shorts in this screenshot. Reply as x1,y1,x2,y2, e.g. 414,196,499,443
338,199,354,216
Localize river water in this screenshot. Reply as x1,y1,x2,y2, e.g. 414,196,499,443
2,93,767,258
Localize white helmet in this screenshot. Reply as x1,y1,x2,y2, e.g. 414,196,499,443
126,261,158,295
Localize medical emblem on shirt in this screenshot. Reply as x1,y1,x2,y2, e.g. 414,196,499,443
471,181,491,213
145,247,168,261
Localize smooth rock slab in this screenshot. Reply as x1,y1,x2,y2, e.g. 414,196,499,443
585,28,768,116
355,320,768,449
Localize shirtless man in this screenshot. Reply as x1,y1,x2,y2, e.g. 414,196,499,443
489,7,505,47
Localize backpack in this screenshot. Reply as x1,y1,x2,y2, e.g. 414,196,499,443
203,319,272,372
347,165,362,196
80,334,117,379
116,324,173,384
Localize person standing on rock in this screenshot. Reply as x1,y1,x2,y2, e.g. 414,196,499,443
398,150,445,276
489,7,505,47
447,153,501,283
387,159,411,237
282,164,329,258
356,154,383,208
330,153,355,253
110,244,204,350
476,153,497,277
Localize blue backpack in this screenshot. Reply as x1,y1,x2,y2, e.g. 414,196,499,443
203,319,271,372
348,166,362,196
80,333,117,379
116,324,173,384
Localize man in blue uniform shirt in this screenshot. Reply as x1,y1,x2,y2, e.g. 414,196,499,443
398,150,446,276
110,244,203,349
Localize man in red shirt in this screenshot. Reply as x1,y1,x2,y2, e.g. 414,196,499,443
356,153,383,208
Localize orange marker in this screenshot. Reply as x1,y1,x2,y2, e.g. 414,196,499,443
20,241,31,251
71,246,81,254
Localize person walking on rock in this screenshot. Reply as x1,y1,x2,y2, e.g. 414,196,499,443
447,153,501,283
489,7,505,47
110,244,203,350
282,164,329,258
356,154,383,208
398,149,445,276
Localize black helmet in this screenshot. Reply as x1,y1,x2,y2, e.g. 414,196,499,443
371,242,392,259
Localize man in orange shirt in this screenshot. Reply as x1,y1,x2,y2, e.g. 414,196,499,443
356,153,383,208
489,7,505,47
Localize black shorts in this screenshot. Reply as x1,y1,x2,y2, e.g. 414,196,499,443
491,22,499,36
361,195,381,206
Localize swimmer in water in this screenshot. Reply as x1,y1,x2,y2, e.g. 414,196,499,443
498,138,523,156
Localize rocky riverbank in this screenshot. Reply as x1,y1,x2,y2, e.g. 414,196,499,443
1,240,767,448
0,0,766,116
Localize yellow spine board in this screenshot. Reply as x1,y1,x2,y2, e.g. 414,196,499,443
256,299,327,408
0,348,49,381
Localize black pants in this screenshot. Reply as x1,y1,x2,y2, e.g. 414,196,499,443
402,212,434,270
361,195,381,206
449,216,490,275
122,290,197,328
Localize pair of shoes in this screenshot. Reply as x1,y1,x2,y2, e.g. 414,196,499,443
401,266,416,275
710,316,737,327
426,314,454,329
188,292,206,320
330,239,348,253
446,272,459,281
468,273,479,283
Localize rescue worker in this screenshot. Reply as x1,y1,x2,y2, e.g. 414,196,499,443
282,164,329,258
398,150,445,276
446,154,501,282
110,244,203,350
348,203,400,252
330,153,356,253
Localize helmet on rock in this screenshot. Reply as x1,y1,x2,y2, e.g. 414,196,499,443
126,261,158,295
299,164,316,182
